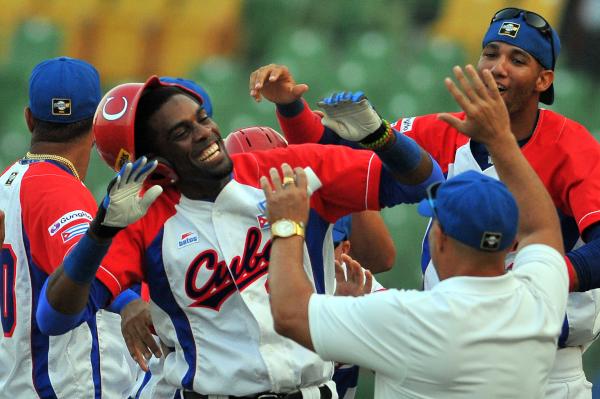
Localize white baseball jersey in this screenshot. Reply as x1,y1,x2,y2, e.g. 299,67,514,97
0,159,135,398
94,144,390,396
310,244,569,399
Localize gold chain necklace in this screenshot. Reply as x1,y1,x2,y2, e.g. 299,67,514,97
24,152,80,181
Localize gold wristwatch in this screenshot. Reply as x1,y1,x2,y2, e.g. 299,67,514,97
271,219,305,239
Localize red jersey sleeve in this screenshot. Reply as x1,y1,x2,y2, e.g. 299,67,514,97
20,164,96,275
232,144,382,223
96,187,180,298
391,112,469,174
276,99,326,144
523,111,600,233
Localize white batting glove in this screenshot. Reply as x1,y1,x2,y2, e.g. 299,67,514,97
90,157,163,238
317,91,383,142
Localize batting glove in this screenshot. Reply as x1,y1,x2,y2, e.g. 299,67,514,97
90,157,163,239
317,91,383,141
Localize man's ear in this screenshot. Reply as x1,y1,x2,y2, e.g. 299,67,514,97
430,221,446,253
536,69,554,94
146,155,179,186
24,107,35,133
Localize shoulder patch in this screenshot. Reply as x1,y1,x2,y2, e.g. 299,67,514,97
48,210,93,236
393,117,416,134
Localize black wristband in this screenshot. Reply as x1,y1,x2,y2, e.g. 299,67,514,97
89,205,122,239
359,121,388,146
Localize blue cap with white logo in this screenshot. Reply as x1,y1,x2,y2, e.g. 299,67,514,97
482,8,560,105
29,56,101,123
418,171,518,252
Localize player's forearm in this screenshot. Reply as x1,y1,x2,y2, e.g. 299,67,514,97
269,236,314,351
46,231,112,313
486,135,563,253
276,99,326,144
349,211,396,273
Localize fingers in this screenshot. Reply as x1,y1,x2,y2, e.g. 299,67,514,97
294,167,308,192
444,75,473,115
269,167,283,191
481,69,502,101
140,185,163,210
334,259,346,283
437,112,465,131
364,270,373,294
249,64,289,102
464,64,488,100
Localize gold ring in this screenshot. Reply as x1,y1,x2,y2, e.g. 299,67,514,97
282,176,295,187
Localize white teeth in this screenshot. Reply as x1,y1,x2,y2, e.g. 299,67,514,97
199,143,219,161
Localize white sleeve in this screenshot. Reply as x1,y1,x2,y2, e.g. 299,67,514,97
308,290,409,375
512,244,569,320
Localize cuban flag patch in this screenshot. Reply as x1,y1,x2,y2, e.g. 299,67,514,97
178,231,199,248
257,200,270,229
61,223,89,243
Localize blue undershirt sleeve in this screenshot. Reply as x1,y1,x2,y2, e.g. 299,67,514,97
379,155,444,206
567,223,600,291
107,288,141,314
36,278,113,335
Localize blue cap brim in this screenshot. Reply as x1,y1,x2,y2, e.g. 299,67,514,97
417,199,435,217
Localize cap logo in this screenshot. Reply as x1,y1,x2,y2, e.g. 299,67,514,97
499,22,520,38
102,96,128,121
52,98,72,116
480,231,503,251
115,148,131,171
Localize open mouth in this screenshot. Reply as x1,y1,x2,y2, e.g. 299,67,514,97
197,142,221,163
496,83,507,93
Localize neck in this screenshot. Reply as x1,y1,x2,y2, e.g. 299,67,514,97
29,139,91,181
509,102,540,142
178,176,231,201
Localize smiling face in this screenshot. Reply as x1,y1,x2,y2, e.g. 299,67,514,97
477,41,552,114
147,93,233,191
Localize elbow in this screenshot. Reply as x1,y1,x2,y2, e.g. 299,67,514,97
271,304,297,339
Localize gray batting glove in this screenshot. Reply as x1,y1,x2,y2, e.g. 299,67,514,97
317,91,382,141
90,157,163,239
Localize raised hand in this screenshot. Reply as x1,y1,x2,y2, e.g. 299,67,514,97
317,91,383,142
90,156,163,239
249,64,309,104
438,65,512,146
260,163,310,226
334,254,373,297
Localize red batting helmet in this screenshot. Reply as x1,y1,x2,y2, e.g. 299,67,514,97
224,126,288,154
93,75,204,184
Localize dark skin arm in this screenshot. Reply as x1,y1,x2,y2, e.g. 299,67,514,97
348,211,396,273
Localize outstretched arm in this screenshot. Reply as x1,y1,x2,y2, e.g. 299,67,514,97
37,158,162,334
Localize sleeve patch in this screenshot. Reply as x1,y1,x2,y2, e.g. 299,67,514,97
48,210,93,236
392,117,416,134
60,222,90,243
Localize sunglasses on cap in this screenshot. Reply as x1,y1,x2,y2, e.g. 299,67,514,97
425,181,442,222
490,7,556,69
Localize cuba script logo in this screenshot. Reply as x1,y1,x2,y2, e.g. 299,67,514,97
185,227,271,311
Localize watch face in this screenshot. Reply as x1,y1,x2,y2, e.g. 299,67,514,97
275,220,295,237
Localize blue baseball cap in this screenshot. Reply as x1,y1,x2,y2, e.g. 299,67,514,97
482,8,560,105
333,215,352,246
418,171,518,252
159,77,213,117
29,56,101,123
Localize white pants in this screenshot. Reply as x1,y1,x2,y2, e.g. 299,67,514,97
545,347,592,399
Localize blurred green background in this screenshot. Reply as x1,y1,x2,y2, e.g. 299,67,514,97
2,0,600,397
